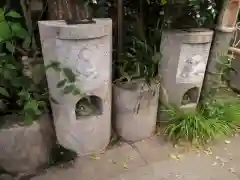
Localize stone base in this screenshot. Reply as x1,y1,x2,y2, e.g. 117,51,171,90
113,80,159,142
0,114,54,174
52,103,111,156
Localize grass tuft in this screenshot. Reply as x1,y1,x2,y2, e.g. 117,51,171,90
165,100,240,146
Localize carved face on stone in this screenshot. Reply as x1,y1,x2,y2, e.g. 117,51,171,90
190,55,202,65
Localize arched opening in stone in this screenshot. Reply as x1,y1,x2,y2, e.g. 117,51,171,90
181,87,199,105
75,95,103,118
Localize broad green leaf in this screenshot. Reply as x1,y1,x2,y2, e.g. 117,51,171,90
6,63,16,70
10,23,28,39
0,53,7,57
63,84,75,94
57,79,67,88
161,0,167,5
73,88,81,95
23,116,34,125
23,100,40,114
6,11,21,18
63,68,76,82
3,69,13,79
0,8,4,21
0,86,9,97
6,42,15,53
0,21,11,40
22,36,31,49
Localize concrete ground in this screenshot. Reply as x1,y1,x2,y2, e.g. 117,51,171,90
32,135,240,180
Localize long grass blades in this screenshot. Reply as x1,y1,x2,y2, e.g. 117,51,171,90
165,100,240,146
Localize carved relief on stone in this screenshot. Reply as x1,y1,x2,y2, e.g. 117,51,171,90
179,55,205,79
176,44,209,84
56,39,108,91
76,47,98,80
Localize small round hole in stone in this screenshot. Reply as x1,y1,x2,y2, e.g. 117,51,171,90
181,87,199,105
75,95,103,118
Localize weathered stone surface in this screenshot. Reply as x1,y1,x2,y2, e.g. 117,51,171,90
31,143,146,180
30,136,240,180
38,19,112,156
0,114,54,174
113,80,159,142
110,152,239,180
160,29,213,112
133,136,177,164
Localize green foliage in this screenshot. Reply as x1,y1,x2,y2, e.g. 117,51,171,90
116,36,160,82
203,54,235,99
46,61,84,98
0,8,46,125
164,0,217,28
92,0,164,82
115,0,163,82
165,99,240,145
46,61,97,117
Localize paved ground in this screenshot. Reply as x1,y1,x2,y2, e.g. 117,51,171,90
32,135,240,180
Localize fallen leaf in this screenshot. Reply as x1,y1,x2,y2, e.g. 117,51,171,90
109,159,117,164
229,168,235,173
174,144,179,148
176,154,184,159
169,154,179,160
123,162,128,169
212,162,217,166
127,156,133,160
175,174,182,179
225,140,231,144
216,156,229,163
90,153,100,160
204,148,213,156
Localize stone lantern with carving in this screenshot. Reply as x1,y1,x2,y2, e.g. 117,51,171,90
159,0,214,114
39,0,112,156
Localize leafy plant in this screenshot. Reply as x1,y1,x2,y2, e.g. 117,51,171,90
165,99,240,145
201,99,240,130
202,54,235,100
165,107,210,145
115,10,162,82
46,61,97,117
0,8,46,125
164,0,217,28
46,61,83,97
116,36,160,82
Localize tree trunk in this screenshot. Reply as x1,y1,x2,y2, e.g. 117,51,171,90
47,0,93,22
200,0,240,101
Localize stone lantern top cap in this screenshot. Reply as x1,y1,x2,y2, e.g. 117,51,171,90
38,18,112,40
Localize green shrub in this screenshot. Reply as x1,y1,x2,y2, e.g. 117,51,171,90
0,8,47,124
165,100,240,145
